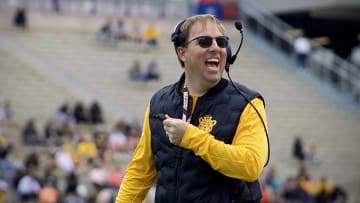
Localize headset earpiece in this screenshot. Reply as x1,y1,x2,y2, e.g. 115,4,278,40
171,20,187,47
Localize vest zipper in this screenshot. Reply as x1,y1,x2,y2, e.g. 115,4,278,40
174,147,183,203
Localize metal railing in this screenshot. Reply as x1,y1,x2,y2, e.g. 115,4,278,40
239,0,360,105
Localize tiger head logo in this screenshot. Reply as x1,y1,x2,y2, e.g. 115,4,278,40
198,115,217,132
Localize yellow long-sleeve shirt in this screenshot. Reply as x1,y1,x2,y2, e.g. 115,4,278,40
116,97,268,203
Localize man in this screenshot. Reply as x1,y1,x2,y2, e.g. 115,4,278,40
293,36,311,69
116,14,269,203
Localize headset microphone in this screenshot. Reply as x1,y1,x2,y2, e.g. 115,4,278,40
226,21,244,73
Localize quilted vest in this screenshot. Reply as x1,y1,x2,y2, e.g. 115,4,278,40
149,75,263,203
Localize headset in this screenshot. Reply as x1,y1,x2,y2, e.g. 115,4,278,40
170,18,270,167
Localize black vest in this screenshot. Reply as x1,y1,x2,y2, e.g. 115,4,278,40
149,75,263,203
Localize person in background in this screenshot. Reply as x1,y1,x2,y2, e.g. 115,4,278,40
22,119,41,146
128,59,143,81
13,4,27,29
293,36,311,69
97,18,112,43
292,136,305,162
143,21,160,48
112,18,129,42
142,60,160,81
116,14,268,202
88,101,104,124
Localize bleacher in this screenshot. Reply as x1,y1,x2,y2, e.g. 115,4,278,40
0,5,360,203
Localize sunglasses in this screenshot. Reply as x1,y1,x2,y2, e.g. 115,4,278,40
184,35,229,48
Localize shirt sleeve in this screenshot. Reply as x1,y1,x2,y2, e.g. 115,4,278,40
179,98,268,182
115,105,157,203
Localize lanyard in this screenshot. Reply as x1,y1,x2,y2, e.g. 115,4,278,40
182,83,192,123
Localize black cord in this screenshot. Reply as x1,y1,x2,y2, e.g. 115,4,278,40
226,71,270,167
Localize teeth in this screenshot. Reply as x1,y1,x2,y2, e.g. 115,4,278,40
207,58,219,63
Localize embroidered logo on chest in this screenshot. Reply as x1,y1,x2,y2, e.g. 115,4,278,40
198,115,217,132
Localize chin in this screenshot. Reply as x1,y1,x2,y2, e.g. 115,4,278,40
205,74,221,84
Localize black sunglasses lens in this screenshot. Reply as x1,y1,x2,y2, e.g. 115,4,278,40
216,37,228,48
197,36,213,48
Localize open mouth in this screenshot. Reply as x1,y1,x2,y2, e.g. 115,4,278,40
205,58,219,67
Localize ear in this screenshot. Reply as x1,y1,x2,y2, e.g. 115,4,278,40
177,47,186,63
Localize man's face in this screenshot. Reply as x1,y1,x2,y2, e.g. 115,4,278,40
179,20,227,88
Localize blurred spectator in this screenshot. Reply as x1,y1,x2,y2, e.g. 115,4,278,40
0,100,13,121
112,18,129,42
57,102,71,122
292,136,305,162
76,184,88,202
260,182,274,203
142,60,161,81
130,18,143,44
88,101,104,124
76,132,97,164
94,131,110,164
143,21,160,48
0,100,17,132
42,153,60,187
107,164,124,189
73,102,88,124
315,176,334,203
65,193,86,203
55,144,75,173
13,4,27,29
97,18,112,43
16,166,41,202
128,59,142,81
65,171,78,195
281,176,311,202
44,118,64,146
293,136,321,164
108,119,128,153
294,36,311,69
89,161,108,191
64,172,86,203
305,141,321,164
263,165,281,199
331,186,347,203
96,188,116,203
44,118,56,141
0,143,23,188
56,102,75,137
22,119,42,146
298,174,316,198
24,152,40,172
57,103,73,122
125,121,141,151
39,180,59,203
128,59,161,82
